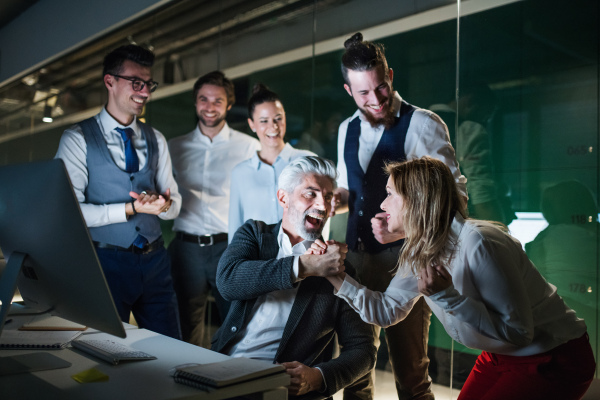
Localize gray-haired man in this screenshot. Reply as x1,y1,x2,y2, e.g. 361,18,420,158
213,156,376,400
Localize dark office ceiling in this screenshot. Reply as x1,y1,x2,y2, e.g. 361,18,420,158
0,0,39,30
0,0,346,140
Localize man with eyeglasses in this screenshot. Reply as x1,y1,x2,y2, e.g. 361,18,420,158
55,44,182,339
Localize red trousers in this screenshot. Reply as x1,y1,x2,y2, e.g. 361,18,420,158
458,333,596,400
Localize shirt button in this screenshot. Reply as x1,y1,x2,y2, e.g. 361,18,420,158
358,210,364,217
244,340,250,344
230,327,237,332
135,226,140,231
360,196,364,201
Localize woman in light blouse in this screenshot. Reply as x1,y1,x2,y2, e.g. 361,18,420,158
228,84,314,241
317,156,595,400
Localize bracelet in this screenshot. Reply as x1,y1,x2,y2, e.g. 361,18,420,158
131,201,137,215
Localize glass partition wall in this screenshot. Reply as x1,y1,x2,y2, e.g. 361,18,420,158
0,0,597,397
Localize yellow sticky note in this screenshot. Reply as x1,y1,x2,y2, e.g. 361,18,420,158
72,368,109,383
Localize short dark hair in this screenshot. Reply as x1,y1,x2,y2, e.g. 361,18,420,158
102,44,155,77
192,71,235,106
341,32,389,86
247,83,282,119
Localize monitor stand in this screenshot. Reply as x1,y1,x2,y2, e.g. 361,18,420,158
0,252,72,376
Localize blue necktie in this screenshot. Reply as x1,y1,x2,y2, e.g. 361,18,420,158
116,127,139,173
116,127,145,248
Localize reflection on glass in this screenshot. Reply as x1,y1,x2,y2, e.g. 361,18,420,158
430,83,515,225
526,180,598,356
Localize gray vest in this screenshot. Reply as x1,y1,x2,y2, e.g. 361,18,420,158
79,117,161,247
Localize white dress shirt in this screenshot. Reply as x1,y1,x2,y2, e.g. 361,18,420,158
336,92,467,197
335,214,587,357
228,143,315,242
168,123,260,235
55,108,181,227
228,225,308,360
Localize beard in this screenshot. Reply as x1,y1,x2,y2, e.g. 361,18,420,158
289,206,327,241
358,85,396,130
359,101,396,130
198,112,226,128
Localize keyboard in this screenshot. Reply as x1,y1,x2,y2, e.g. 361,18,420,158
71,338,157,365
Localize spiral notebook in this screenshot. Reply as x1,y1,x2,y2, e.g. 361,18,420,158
0,330,82,349
173,357,285,391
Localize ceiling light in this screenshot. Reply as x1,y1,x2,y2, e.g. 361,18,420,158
42,104,53,123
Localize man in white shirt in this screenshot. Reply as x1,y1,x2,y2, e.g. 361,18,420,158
55,44,182,339
332,33,466,400
168,71,260,347
214,156,376,400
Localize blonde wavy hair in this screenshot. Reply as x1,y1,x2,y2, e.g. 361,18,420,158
385,157,467,276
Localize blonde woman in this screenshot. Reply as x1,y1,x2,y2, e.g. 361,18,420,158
314,156,595,400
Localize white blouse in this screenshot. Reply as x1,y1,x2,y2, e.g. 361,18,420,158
336,214,587,356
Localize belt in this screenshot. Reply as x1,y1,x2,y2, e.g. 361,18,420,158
176,232,227,246
94,238,164,254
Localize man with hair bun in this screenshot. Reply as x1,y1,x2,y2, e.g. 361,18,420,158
168,71,260,347
331,32,467,400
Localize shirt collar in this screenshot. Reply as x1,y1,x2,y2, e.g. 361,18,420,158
447,212,467,256
249,143,294,170
193,122,231,143
277,223,312,257
99,107,141,138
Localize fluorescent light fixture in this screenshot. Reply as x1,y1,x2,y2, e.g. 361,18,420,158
42,104,53,123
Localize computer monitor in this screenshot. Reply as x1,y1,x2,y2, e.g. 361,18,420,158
0,159,126,340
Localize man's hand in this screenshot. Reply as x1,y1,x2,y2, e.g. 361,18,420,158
128,188,172,215
329,187,349,217
298,240,347,278
371,212,404,244
417,265,452,296
281,361,324,396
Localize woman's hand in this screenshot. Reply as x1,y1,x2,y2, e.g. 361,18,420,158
305,239,328,255
417,265,452,296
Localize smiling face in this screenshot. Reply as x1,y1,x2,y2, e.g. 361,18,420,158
248,100,286,153
344,66,395,128
380,176,407,238
279,173,334,243
195,83,231,133
104,60,152,125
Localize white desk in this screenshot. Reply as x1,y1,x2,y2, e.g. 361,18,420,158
0,318,289,400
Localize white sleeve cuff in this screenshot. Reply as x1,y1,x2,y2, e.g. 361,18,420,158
292,255,302,282
315,367,327,393
110,203,129,224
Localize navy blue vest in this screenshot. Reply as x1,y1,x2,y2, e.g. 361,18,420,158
80,117,161,247
344,101,415,253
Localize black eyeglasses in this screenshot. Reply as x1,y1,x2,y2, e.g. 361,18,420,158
111,74,159,93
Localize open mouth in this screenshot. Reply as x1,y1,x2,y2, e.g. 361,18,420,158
132,96,146,106
367,102,387,114
305,212,325,228
202,111,219,119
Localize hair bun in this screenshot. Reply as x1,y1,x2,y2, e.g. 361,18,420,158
344,32,363,49
252,83,269,95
